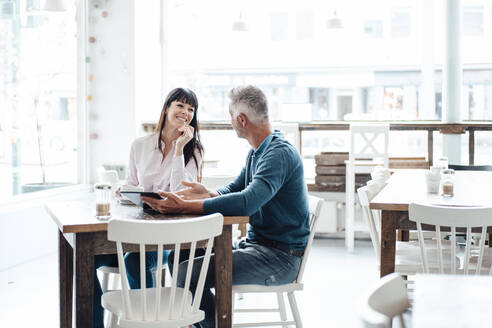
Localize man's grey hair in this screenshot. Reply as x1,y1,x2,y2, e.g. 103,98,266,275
228,85,269,124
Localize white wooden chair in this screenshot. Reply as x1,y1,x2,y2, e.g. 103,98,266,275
97,266,165,293
358,182,457,276
231,195,324,328
346,123,389,252
409,203,492,274
97,259,166,327
360,273,410,328
102,213,223,328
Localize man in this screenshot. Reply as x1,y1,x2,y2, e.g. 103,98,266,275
142,85,310,328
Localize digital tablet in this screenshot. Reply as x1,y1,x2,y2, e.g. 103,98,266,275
120,191,163,208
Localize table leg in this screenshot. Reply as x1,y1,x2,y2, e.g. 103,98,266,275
380,210,397,278
75,233,95,328
397,230,410,242
59,230,73,328
214,225,233,328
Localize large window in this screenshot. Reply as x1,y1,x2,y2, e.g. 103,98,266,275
162,0,492,175
165,0,492,123
0,1,78,199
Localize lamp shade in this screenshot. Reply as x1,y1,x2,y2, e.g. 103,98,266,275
43,0,67,11
326,11,342,29
232,11,247,31
232,20,247,32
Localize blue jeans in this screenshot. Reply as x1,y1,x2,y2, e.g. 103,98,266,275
93,251,169,328
169,239,302,328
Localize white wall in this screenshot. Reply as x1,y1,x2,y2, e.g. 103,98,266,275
134,0,164,128
87,0,137,182
0,205,58,271
0,186,91,271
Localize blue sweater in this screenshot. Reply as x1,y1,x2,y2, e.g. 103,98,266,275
203,131,310,250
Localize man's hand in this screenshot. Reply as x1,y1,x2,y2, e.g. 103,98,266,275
141,192,185,214
176,181,217,200
141,191,205,214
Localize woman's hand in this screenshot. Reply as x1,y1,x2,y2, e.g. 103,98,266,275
175,125,194,155
114,186,122,198
176,181,215,200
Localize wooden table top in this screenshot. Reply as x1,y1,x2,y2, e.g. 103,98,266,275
413,274,492,327
370,169,492,211
46,194,249,233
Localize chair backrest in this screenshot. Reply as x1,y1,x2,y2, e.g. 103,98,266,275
107,213,224,323
360,273,409,328
409,203,492,274
296,195,324,283
357,180,386,262
448,164,492,171
349,124,389,167
272,122,300,151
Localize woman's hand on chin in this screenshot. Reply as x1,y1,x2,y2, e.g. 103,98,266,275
175,125,194,155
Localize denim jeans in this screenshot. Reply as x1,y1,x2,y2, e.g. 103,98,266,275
169,239,302,328
93,251,169,328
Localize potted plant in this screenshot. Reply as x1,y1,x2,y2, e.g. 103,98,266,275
21,97,74,193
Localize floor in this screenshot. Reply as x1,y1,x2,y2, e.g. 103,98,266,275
0,238,382,328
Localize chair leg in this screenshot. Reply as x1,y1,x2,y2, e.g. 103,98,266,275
112,273,120,290
101,272,110,293
398,314,406,328
277,292,287,322
99,272,111,328
108,312,118,328
287,292,302,328
232,292,236,324
153,267,166,287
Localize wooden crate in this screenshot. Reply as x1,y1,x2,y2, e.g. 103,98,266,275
315,174,370,185
313,174,370,192
315,165,347,175
314,152,349,166
389,157,429,169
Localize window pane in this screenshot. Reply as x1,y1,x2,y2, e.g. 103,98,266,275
0,3,78,198
164,0,492,122
474,131,492,165
390,8,411,38
463,6,483,36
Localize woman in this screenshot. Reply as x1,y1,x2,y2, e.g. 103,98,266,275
126,88,203,192
94,88,204,328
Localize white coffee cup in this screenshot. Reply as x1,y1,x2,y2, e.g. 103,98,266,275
425,170,440,194
97,168,119,190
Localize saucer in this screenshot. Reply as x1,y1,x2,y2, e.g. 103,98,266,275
118,198,134,205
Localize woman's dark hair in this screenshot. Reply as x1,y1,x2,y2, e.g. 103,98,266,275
156,88,204,170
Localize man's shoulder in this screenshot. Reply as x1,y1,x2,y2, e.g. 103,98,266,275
264,137,300,160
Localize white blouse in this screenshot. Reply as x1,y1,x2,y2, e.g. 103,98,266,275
126,134,202,192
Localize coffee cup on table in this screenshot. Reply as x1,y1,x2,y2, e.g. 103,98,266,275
97,167,119,190
425,166,441,194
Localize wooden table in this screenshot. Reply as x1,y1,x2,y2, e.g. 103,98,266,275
413,274,492,327
46,195,248,328
370,169,492,277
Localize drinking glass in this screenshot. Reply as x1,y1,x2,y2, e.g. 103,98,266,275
95,182,112,220
441,169,455,197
